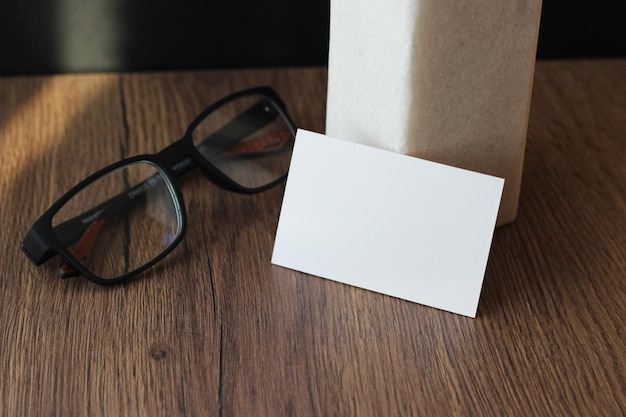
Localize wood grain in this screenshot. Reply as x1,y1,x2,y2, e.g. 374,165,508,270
1,62,624,416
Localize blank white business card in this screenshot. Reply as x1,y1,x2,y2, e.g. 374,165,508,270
272,130,504,317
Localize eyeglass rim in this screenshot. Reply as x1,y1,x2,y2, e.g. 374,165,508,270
181,87,296,194
184,86,291,139
22,157,188,285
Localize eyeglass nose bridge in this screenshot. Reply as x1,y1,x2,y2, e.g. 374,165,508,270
152,136,243,198
154,137,199,178
155,134,255,193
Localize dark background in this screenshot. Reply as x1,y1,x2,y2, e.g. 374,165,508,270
1,0,625,75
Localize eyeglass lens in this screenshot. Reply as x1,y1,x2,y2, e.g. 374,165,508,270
192,94,293,189
51,162,182,281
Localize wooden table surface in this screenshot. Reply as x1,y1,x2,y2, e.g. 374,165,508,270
1,61,625,416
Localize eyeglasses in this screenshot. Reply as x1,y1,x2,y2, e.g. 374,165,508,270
22,87,296,285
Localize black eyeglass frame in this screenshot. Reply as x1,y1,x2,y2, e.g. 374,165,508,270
22,86,296,285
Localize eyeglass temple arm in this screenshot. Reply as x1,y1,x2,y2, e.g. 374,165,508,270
21,189,131,268
57,219,106,277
